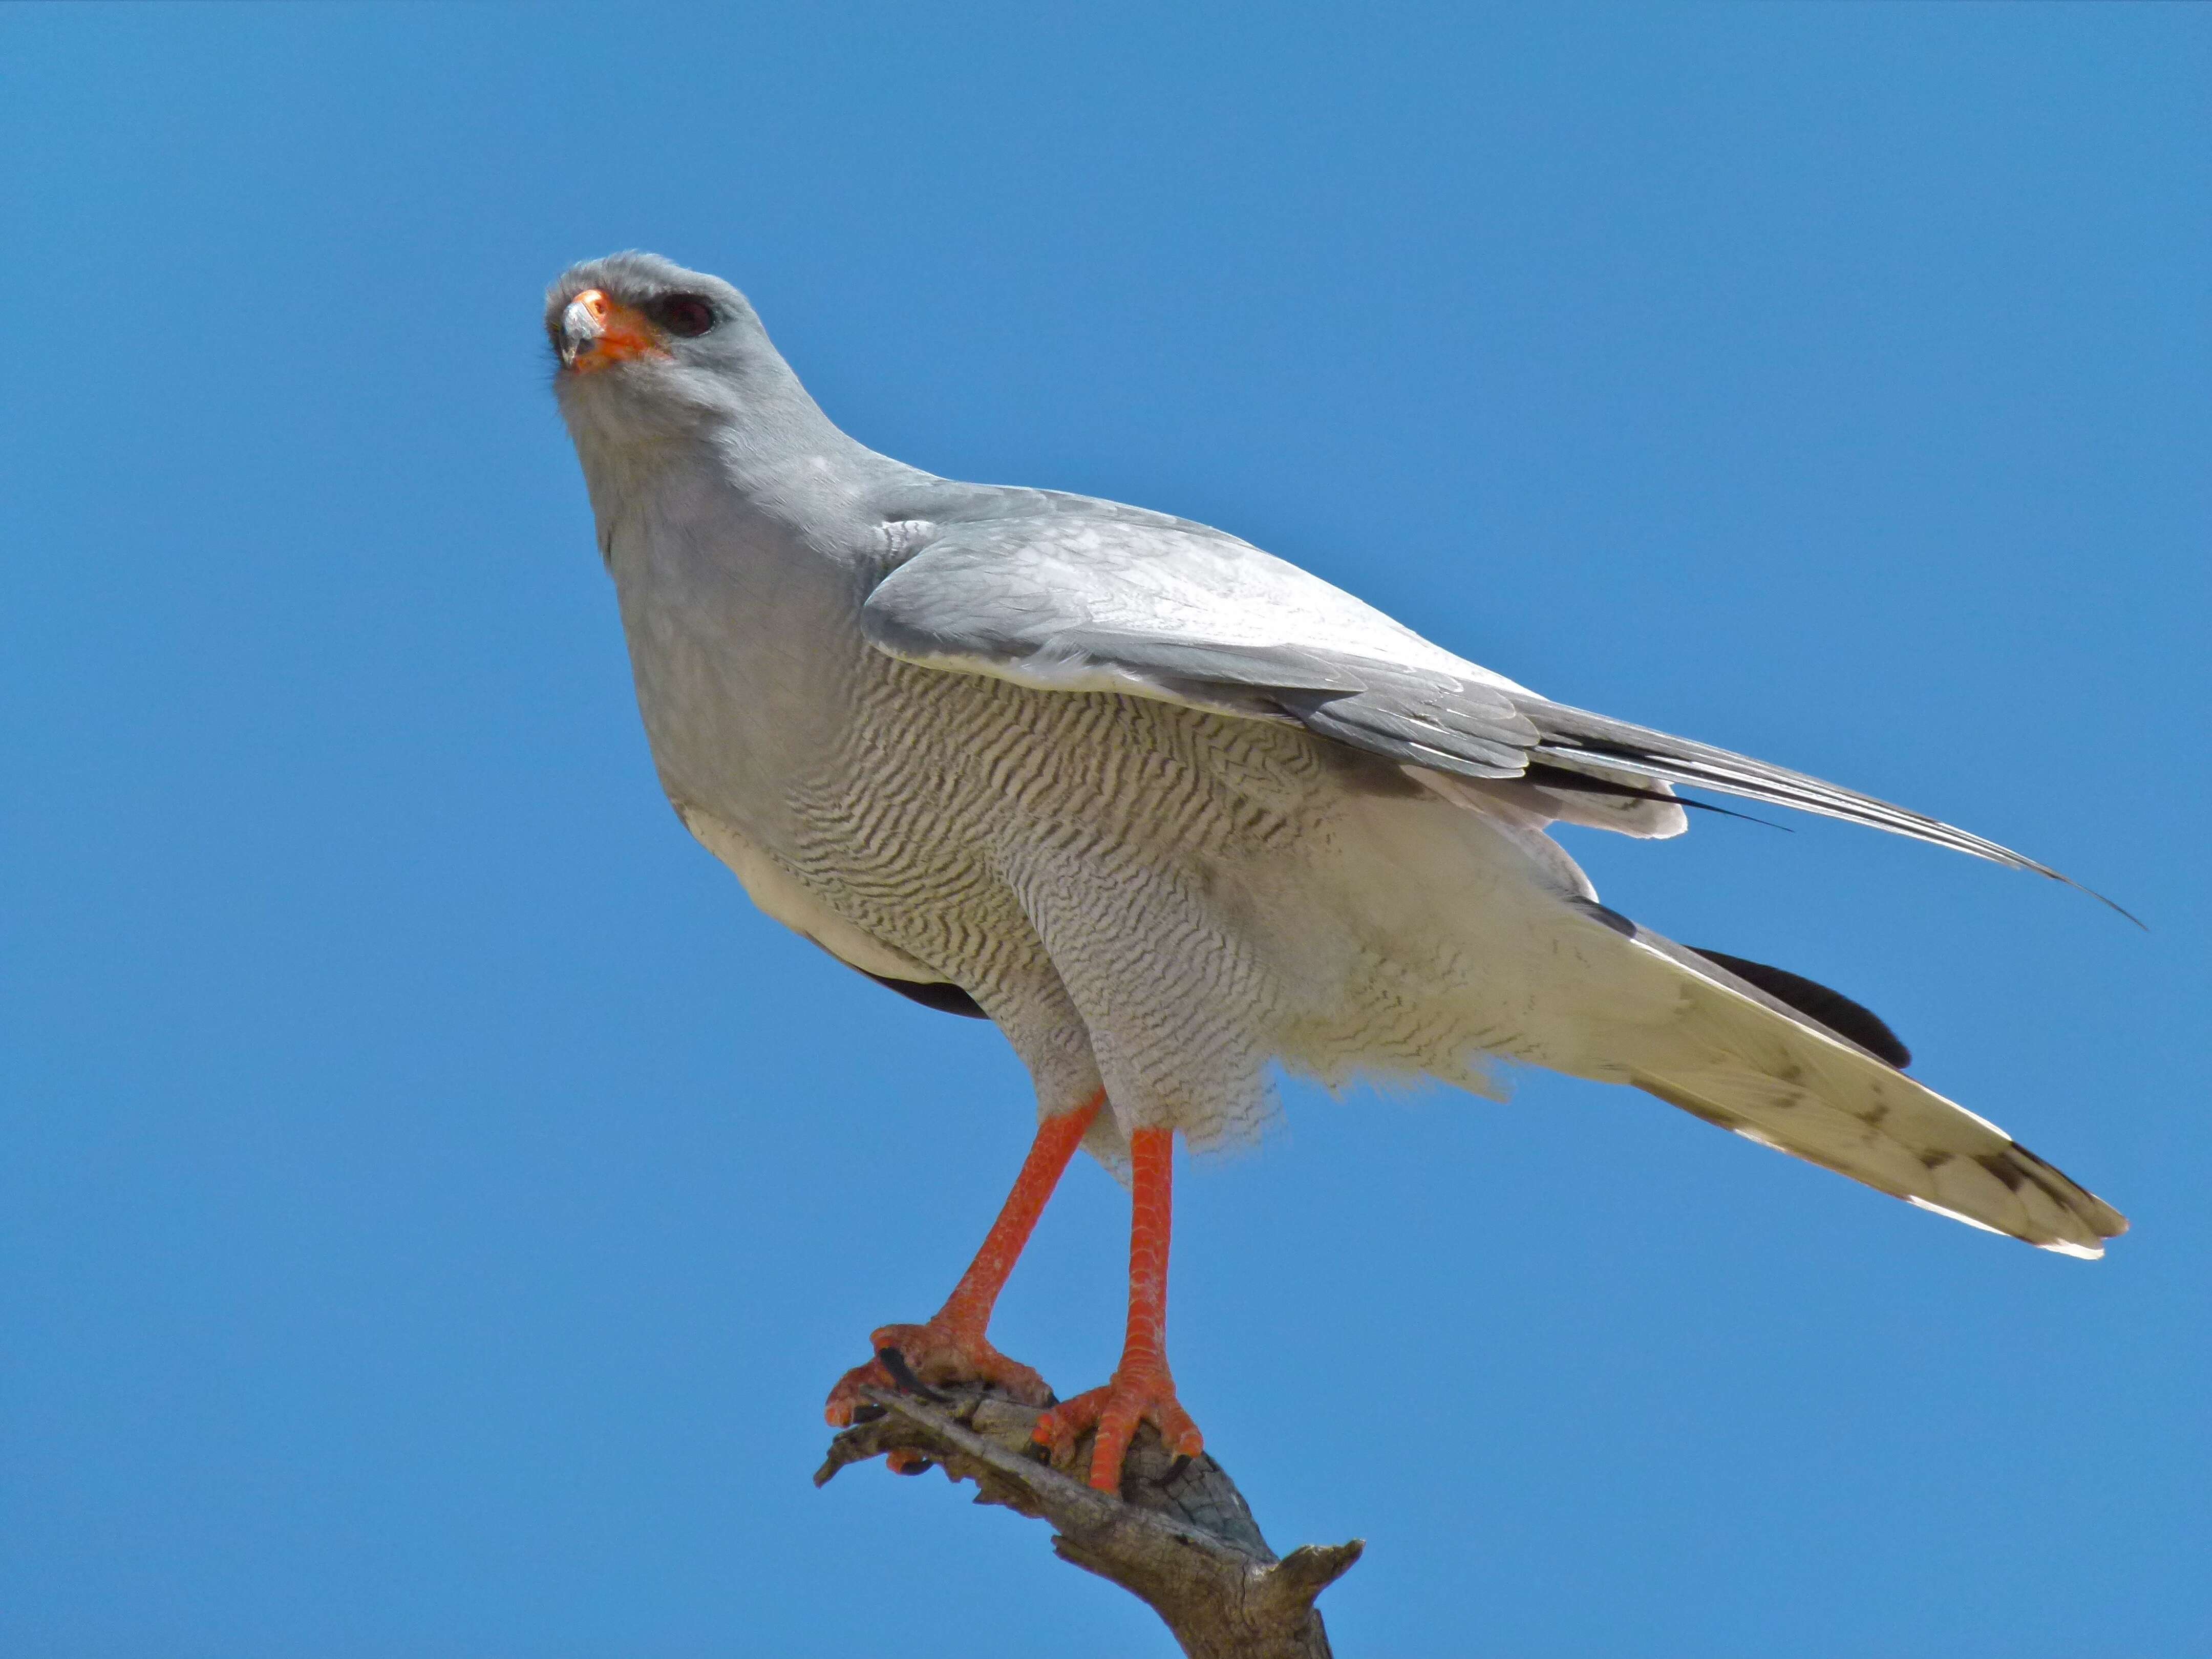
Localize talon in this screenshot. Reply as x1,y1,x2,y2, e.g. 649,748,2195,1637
821,1102,1101,1436
824,1317,1052,1428
886,1449,933,1476
1030,1357,1205,1493
874,1346,948,1401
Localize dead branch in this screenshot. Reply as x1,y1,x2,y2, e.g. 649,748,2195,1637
817,1375,1363,1658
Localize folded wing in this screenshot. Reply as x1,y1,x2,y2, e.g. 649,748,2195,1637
864,508,2084,887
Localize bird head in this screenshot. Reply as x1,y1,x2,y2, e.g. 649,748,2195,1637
544,252,863,553
545,252,795,445
546,251,764,373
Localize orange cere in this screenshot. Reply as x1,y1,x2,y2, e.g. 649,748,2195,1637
566,288,668,370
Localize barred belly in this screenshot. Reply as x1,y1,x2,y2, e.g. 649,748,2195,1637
690,647,1527,1150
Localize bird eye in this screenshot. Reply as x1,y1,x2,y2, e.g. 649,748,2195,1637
648,294,718,338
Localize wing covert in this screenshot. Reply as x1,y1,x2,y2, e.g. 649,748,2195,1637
860,507,2106,903
861,513,1543,778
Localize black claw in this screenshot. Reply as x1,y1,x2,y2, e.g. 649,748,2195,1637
1168,1454,1194,1482
889,1456,933,1477
848,1402,887,1424
875,1346,950,1402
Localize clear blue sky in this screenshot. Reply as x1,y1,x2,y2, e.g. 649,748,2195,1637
4,6,2205,1655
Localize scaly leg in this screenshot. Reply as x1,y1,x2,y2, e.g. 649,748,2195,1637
1032,1126,1205,1493
825,1089,1104,1427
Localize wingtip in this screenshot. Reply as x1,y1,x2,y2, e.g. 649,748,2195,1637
2078,878,2147,931
2017,855,2142,929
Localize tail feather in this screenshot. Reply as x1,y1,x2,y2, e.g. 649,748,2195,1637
1566,908,2126,1257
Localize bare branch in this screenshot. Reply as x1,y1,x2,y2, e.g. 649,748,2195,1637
818,1382,1362,1658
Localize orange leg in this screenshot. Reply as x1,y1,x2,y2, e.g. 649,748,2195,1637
1032,1126,1205,1493
825,1089,1104,1429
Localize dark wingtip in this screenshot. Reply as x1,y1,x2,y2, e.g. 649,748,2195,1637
2010,855,2144,929
1678,795,1794,832
2053,871,2146,930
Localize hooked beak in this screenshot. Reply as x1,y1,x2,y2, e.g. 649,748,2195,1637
558,289,665,372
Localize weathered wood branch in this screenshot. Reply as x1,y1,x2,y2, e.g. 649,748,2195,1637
817,1377,1363,1658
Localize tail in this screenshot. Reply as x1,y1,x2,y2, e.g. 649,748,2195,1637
1558,900,2127,1257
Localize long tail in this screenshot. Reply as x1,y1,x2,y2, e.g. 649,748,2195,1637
1556,899,2126,1257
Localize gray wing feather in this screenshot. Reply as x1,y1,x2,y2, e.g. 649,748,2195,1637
1054,631,1368,694
863,509,2102,897
1519,697,2132,917
863,513,1542,778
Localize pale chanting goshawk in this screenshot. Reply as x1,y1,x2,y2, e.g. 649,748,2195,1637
547,253,2124,1494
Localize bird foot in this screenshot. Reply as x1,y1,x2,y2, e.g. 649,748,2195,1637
1033,1355,1204,1494
824,1318,1054,1436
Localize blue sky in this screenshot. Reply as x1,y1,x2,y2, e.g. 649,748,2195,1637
3,6,2205,1655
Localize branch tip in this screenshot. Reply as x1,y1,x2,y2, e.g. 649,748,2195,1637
818,1380,1357,1657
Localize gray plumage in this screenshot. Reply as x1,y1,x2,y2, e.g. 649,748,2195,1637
548,251,2125,1258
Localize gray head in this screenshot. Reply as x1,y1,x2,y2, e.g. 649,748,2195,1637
546,251,834,453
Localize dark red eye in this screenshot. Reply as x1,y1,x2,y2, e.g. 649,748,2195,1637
647,293,717,338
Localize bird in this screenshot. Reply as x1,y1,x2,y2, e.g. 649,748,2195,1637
545,251,2125,1495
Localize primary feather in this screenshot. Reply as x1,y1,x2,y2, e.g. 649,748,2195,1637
861,507,2103,881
